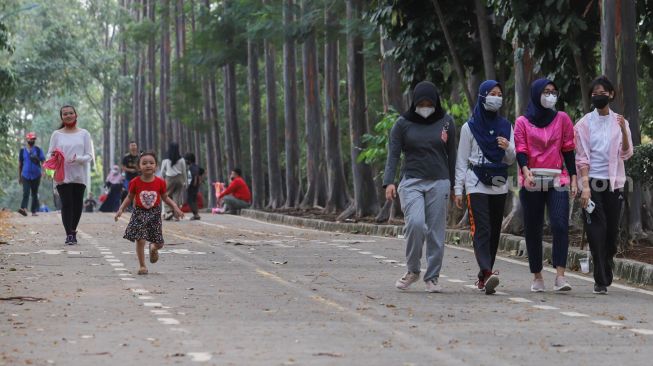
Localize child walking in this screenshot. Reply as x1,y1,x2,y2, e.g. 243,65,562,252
115,152,184,274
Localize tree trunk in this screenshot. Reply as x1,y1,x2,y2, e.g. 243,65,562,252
264,29,285,208
513,42,531,117
209,76,224,182
247,40,265,209
284,0,301,208
147,0,157,153
620,0,643,238
431,0,474,108
474,0,496,81
379,34,404,113
572,46,591,113
346,0,379,218
601,0,622,113
323,4,349,213
102,86,111,178
300,0,325,209
160,0,171,158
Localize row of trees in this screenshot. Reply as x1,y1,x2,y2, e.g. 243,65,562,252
1,0,652,237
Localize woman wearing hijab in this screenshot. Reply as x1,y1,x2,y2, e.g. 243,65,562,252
454,80,515,295
160,142,187,220
47,105,95,245
575,76,633,295
99,165,124,213
515,78,577,292
383,81,457,293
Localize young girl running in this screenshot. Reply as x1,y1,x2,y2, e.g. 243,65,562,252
115,152,184,274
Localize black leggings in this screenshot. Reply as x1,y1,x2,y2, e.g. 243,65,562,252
56,183,86,235
467,193,507,279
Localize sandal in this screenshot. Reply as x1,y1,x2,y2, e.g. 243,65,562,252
149,244,159,264
138,267,148,275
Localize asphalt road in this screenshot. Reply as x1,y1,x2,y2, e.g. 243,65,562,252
1,212,652,366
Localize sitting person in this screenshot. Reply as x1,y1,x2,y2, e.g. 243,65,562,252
216,168,251,214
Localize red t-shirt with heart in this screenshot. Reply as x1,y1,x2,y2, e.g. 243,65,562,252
128,176,167,209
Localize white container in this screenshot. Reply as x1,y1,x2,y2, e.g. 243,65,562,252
579,257,590,273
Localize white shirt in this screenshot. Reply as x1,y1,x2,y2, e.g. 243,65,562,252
454,122,516,196
588,114,612,179
47,129,95,186
160,158,188,180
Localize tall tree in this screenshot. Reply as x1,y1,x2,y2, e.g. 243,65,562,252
474,0,496,80
323,1,349,213
147,0,157,152
283,0,301,208
300,0,325,208
345,0,378,218
160,0,171,156
263,2,285,208
248,40,265,209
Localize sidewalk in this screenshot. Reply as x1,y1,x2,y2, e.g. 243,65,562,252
241,209,653,287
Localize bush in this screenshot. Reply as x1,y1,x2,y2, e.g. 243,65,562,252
627,143,653,188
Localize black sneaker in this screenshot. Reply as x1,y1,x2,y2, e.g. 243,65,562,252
65,235,74,245
71,232,78,245
593,285,608,294
18,208,27,216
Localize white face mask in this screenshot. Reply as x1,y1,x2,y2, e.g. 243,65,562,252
540,94,558,109
483,96,503,112
415,106,435,119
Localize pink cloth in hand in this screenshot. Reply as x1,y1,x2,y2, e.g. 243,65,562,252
43,148,65,183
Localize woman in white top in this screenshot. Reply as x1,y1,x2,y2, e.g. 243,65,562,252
454,80,515,294
160,142,187,220
47,105,95,245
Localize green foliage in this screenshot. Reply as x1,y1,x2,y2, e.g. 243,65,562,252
358,109,400,165
627,143,653,188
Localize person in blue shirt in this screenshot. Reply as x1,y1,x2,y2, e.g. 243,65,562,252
18,132,46,216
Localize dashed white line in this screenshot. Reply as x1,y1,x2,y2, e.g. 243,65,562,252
560,311,590,318
138,296,153,300
509,297,532,303
446,279,466,283
131,289,149,294
532,305,559,310
151,310,172,315
359,251,372,255
372,255,387,259
121,278,135,281
106,259,120,262
157,318,180,325
144,302,163,307
187,352,212,362
629,328,653,335
110,263,124,267
591,320,624,327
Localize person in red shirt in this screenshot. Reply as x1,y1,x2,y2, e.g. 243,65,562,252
217,168,251,214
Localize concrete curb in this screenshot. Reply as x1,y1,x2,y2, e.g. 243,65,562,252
241,209,653,287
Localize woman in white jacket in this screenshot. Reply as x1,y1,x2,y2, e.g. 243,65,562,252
47,105,95,245
160,142,187,220
454,81,515,294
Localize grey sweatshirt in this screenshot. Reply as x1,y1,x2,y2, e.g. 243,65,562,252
383,115,457,188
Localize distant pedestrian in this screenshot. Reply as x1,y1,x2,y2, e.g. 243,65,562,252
115,151,184,275
454,80,515,295
575,76,633,295
46,105,95,245
121,141,139,205
84,192,97,213
216,168,251,214
184,153,205,220
515,78,577,292
18,132,45,217
99,165,123,213
383,81,457,293
160,142,187,221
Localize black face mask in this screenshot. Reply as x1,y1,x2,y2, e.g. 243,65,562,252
592,95,610,110
27,141,35,146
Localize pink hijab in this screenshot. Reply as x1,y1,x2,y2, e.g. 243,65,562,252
106,165,123,185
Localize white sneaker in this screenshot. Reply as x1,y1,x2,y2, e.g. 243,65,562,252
554,276,572,291
395,272,419,290
531,278,545,292
425,278,442,293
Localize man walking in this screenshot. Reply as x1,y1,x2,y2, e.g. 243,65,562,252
18,132,45,217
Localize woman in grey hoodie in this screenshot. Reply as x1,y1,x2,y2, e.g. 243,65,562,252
383,81,457,293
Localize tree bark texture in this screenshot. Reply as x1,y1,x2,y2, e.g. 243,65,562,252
284,0,301,208
346,0,379,218
379,35,404,113
247,40,265,209
264,35,285,208
474,0,496,81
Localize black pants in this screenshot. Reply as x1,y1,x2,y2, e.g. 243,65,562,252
187,186,199,216
21,177,41,213
467,193,506,279
56,183,86,235
520,188,570,273
583,179,623,287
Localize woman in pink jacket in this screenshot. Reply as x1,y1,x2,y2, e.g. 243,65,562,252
515,78,577,292
575,76,633,295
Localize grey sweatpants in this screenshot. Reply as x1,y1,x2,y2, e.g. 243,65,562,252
398,178,450,282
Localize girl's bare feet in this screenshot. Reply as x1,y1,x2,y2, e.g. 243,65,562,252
149,243,159,263
138,267,148,275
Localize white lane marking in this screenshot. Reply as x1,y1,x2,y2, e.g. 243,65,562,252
170,328,191,334
157,318,180,325
439,275,448,278
106,259,120,262
118,273,131,277
359,251,372,255
132,289,149,294
348,248,361,251
187,352,212,362
383,259,398,263
591,320,624,327
114,268,128,271
36,250,65,255
100,252,112,255
509,297,532,303
144,302,163,307
494,291,508,295
138,296,153,300
67,251,82,255
110,263,124,267
372,255,387,259
337,245,350,248
448,245,653,297
80,335,93,339
121,278,135,281
629,328,653,335
560,311,590,318
532,305,559,310
464,284,478,289
151,310,171,315
104,255,115,258
398,263,406,267
446,279,466,283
